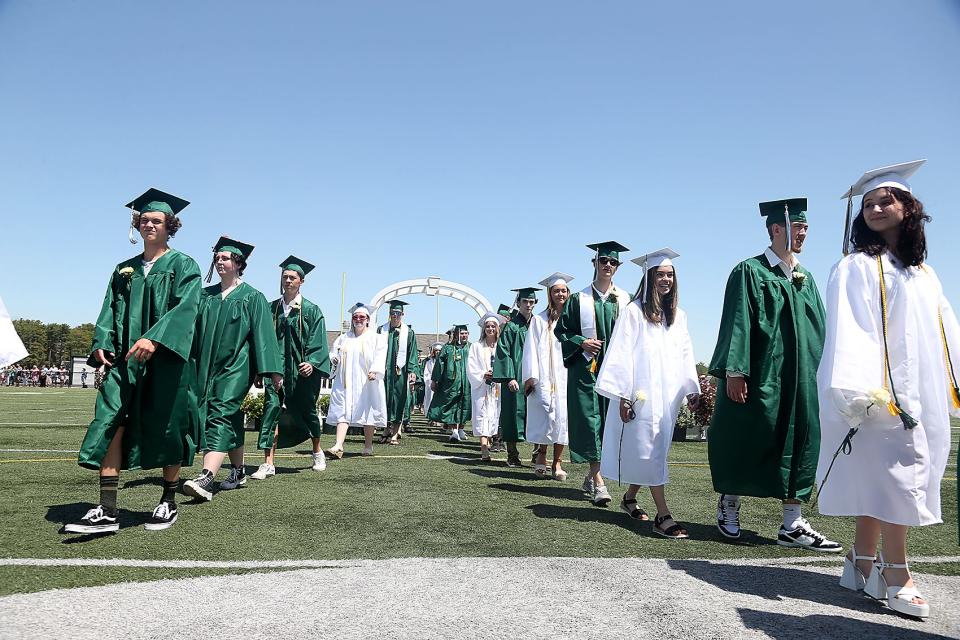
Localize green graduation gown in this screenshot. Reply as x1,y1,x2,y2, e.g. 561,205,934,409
555,287,625,463
427,343,471,425
492,311,530,442
78,249,202,471
707,255,825,501
193,282,282,453
258,296,331,450
379,324,419,424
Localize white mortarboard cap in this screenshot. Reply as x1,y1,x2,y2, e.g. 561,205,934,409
538,272,575,289
841,159,926,199
349,302,373,316
477,311,506,328
431,341,444,350
631,248,680,270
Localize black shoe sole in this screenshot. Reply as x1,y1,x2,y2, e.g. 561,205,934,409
182,481,213,501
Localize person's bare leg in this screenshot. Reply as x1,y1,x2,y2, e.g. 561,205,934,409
264,427,279,466
311,437,321,454
100,425,126,477
853,516,881,578
623,483,641,502
363,426,374,453
590,462,603,486
879,521,924,606
551,444,565,476
201,451,227,476
333,422,349,450
535,445,547,467
649,484,670,517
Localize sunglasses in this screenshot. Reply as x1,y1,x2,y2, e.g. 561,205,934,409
597,257,620,266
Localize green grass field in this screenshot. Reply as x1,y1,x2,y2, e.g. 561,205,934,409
1,387,957,596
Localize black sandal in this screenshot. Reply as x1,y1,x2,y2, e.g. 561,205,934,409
619,498,649,521
653,513,689,539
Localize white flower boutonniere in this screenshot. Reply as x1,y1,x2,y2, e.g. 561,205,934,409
119,267,134,280
634,390,647,404
867,387,891,408
791,271,807,289
290,300,302,311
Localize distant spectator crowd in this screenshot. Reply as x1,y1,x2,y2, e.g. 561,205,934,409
1,365,73,387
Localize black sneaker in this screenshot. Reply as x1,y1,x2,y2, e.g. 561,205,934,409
63,505,119,534
144,501,178,531
716,494,741,539
778,519,843,553
183,471,214,501
506,456,522,468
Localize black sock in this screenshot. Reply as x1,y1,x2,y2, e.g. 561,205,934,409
233,464,245,474
161,479,179,505
99,475,119,517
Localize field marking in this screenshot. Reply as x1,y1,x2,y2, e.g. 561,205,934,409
3,555,960,570
0,448,79,453
0,422,88,426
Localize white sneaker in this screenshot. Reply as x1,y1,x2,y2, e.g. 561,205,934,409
457,428,467,440
448,430,461,442
250,463,275,480
311,452,326,471
220,466,247,490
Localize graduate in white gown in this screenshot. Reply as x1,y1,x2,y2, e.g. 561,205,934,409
596,249,700,539
467,312,505,460
816,161,959,620
522,272,572,480
325,303,388,457
421,342,442,418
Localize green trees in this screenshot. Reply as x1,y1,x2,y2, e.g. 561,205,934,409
9,319,95,367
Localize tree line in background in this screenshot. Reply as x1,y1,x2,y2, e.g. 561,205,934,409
11,320,94,368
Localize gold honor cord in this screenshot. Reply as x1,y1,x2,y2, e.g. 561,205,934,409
938,307,960,409
877,256,918,429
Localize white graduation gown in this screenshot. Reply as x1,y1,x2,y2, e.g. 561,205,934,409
422,358,436,414
596,303,700,486
0,296,27,369
817,252,960,526
467,341,501,437
521,310,569,445
326,329,388,428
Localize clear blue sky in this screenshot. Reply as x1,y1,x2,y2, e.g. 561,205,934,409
1,1,958,361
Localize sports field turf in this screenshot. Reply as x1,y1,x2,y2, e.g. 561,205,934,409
1,387,957,596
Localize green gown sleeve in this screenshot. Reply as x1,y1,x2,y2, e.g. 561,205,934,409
302,303,331,377
89,273,118,363
142,257,202,361
492,322,518,382
554,294,586,367
406,329,420,375
708,262,756,379
251,291,283,376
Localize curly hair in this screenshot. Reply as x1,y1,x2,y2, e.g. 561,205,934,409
130,212,183,238
850,187,930,267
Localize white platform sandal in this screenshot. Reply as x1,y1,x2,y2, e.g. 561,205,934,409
839,545,874,591
864,553,930,619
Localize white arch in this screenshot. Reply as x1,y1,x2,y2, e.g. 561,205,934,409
368,277,493,318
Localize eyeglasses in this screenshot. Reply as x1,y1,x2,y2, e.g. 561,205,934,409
389,311,403,316
597,257,620,266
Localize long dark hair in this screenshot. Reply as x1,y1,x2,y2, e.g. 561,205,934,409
633,266,678,327
850,187,930,267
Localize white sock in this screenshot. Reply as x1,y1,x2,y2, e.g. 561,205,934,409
783,503,802,530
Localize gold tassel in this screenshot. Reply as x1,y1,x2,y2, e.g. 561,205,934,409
887,399,900,417
951,386,960,410
588,359,597,375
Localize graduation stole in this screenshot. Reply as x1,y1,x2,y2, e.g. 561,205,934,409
379,322,409,374
579,285,628,372
877,256,918,428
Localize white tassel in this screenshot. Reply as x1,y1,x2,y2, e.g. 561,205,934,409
128,225,138,245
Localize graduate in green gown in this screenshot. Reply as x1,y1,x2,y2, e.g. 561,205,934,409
555,241,631,506
65,189,201,535
181,238,283,502
377,300,419,444
252,256,331,480
708,198,840,552
492,287,539,467
428,324,472,434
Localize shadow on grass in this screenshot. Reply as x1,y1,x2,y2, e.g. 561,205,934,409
463,467,538,481
45,502,150,543
526,502,756,541
488,481,586,501
430,450,484,460
737,609,943,639
669,561,877,611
